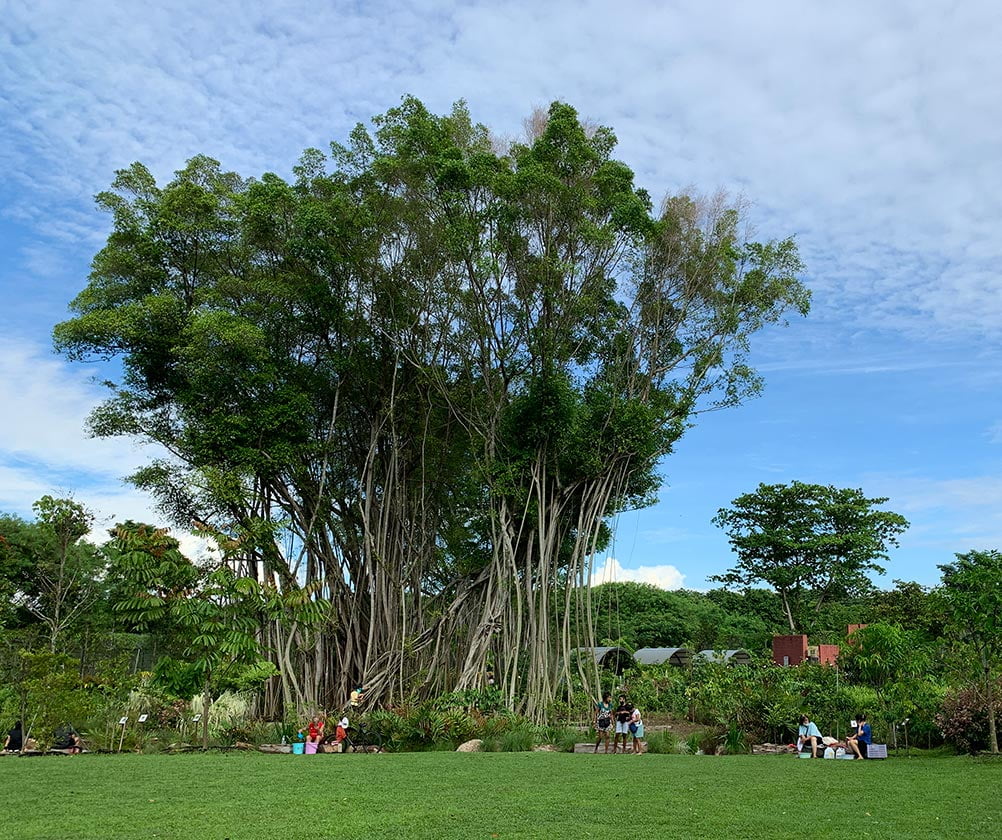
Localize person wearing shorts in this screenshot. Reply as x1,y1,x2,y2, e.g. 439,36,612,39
305,715,325,746
846,714,871,759
628,707,645,754
594,693,613,753
613,694,633,754
797,714,822,757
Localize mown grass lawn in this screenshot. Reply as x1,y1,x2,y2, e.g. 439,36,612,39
2,751,1000,839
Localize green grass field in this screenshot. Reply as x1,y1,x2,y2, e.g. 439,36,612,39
2,751,1000,839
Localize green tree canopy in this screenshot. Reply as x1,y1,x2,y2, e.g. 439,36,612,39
108,522,277,747
54,98,809,716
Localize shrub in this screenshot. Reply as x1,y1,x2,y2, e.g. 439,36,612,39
481,713,519,739
685,732,702,754
937,682,1002,755
539,725,581,752
698,726,725,755
11,651,99,749
644,730,690,754
722,722,751,755
619,666,688,717
189,690,251,728
496,724,536,752
365,708,405,751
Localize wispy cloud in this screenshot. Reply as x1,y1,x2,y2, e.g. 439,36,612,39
871,475,1002,513
0,336,149,480
3,1,1002,340
862,474,1002,558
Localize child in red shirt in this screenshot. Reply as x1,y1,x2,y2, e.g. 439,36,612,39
305,715,325,745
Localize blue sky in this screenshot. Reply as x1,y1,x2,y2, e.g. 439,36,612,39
2,0,1001,588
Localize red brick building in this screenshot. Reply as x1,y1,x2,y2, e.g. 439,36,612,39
771,634,840,666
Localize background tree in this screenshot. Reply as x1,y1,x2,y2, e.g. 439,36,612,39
711,482,908,632
590,581,777,652
0,515,39,630
937,549,1002,753
1,497,106,652
866,580,943,641
109,523,276,749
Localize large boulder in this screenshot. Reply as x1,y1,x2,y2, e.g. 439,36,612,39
456,739,483,752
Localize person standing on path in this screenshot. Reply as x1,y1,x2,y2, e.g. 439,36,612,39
628,706,645,754
613,694,633,754
594,693,613,753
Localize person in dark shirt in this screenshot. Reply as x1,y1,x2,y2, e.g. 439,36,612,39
4,720,23,752
53,725,83,754
847,713,871,759
613,694,633,754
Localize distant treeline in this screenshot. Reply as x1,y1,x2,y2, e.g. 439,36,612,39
590,580,943,652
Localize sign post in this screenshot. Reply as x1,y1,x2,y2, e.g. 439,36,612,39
136,714,148,750
117,717,128,753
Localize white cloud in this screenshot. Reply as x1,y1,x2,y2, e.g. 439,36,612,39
0,336,150,478
0,336,211,555
3,0,1002,588
591,556,685,590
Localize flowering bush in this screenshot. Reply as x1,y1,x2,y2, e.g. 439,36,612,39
936,681,1002,754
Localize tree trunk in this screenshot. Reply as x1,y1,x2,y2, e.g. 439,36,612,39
780,590,796,632
984,655,998,754
202,680,211,751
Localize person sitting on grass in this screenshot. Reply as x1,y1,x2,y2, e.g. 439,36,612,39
594,693,613,753
3,720,23,753
846,714,871,760
797,714,823,757
53,725,83,755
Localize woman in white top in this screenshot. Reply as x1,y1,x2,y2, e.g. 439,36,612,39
628,707,644,754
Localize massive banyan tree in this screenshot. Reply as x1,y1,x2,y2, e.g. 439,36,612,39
55,99,808,720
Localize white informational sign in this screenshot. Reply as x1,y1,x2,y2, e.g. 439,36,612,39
138,714,149,723
118,717,128,725
192,714,202,723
